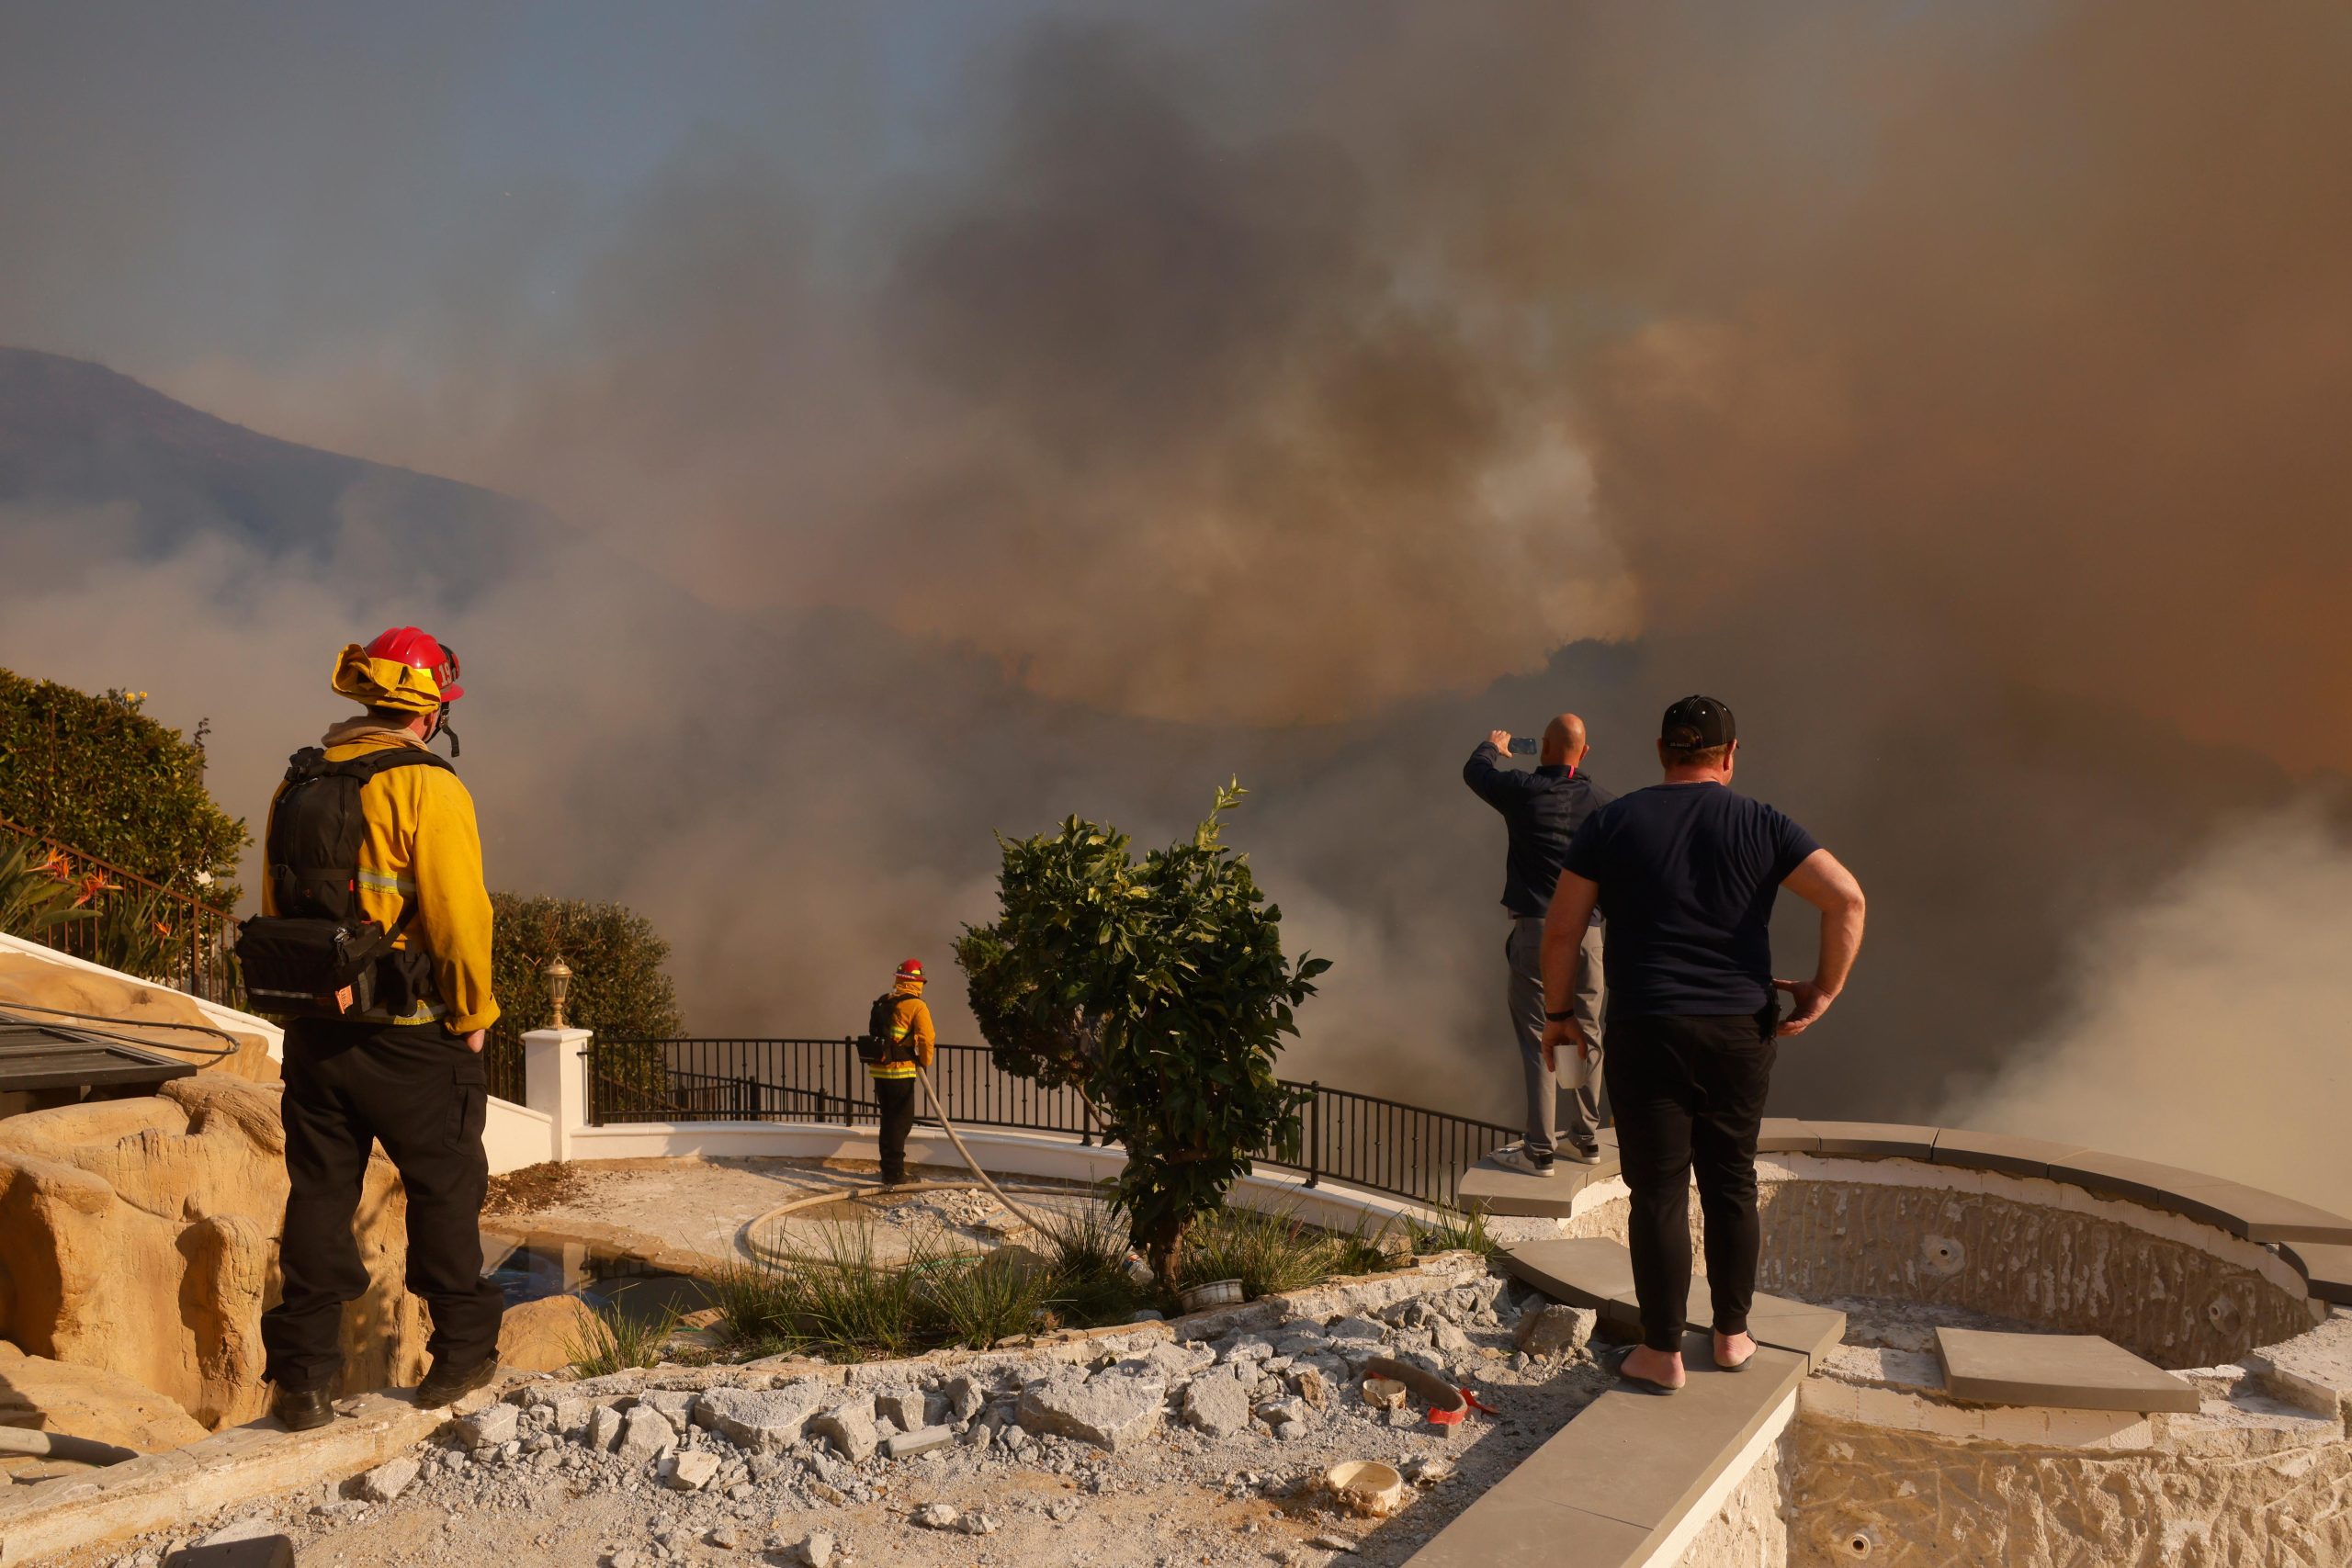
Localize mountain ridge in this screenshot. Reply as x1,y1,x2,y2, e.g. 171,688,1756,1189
0,345,545,595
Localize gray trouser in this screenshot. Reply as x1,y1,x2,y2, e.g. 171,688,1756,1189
1507,915,1606,1157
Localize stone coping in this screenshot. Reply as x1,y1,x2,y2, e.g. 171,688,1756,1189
1933,1326,2202,1415
2281,1242,2352,1307
1506,1119,2352,1254
0,1383,517,1567
1498,1237,1847,1370
1407,1331,1806,1568
1395,1238,1835,1568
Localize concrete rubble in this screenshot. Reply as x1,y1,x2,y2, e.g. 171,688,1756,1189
38,1253,1595,1568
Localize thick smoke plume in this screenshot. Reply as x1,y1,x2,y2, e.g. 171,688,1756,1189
5,3,2350,1201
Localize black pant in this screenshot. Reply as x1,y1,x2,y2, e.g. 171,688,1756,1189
873,1075,918,1181
1604,1010,1777,1352
261,1019,505,1393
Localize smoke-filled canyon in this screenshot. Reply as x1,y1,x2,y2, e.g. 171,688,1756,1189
2,2,2347,1210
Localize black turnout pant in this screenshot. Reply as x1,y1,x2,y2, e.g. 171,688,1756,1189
261,1018,505,1393
1604,1010,1777,1353
873,1075,919,1180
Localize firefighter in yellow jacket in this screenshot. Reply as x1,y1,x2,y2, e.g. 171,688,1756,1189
866,958,935,1185
253,629,503,1431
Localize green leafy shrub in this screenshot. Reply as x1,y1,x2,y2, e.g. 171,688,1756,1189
488,892,683,1100
0,671,244,899
956,782,1327,1289
88,885,187,983
0,840,95,942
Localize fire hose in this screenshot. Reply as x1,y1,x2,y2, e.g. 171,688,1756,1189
910,1057,1059,1237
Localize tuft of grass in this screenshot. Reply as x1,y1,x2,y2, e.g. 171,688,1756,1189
789,1224,922,1360
1176,1202,1367,1300
705,1256,809,1361
1407,1206,1500,1260
908,1235,1057,1350
1036,1200,1148,1327
562,1298,678,1377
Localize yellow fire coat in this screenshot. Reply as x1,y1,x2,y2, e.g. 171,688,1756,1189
261,718,500,1032
866,981,934,1079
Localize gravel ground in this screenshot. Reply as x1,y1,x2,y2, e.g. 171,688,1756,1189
67,1264,1609,1568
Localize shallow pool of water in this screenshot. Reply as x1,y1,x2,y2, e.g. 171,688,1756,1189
483,1235,716,1325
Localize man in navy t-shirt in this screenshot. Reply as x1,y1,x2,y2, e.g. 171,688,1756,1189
1540,695,1867,1395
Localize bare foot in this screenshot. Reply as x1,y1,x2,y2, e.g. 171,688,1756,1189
1713,1329,1757,1369
1619,1344,1687,1390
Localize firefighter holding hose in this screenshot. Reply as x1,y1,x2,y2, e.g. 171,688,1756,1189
861,958,935,1185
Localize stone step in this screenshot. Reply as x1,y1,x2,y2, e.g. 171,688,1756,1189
1933,1326,2201,1415
1457,1132,1622,1218
1406,1329,1806,1568
1499,1236,1846,1369
2282,1240,2352,1307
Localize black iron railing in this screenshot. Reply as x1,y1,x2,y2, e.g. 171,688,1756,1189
584,1036,1516,1210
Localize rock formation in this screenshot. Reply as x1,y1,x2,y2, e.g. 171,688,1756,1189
0,1340,210,1455
0,1074,425,1430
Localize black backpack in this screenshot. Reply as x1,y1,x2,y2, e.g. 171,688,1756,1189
855,990,913,1067
234,745,455,1021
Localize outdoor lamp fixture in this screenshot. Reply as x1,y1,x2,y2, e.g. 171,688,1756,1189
544,954,573,1031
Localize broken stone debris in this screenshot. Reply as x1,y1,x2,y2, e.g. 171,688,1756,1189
616,1404,678,1464
105,1259,1535,1568
1513,1303,1597,1359
354,1456,419,1504
1017,1369,1168,1450
810,1396,880,1462
662,1450,721,1491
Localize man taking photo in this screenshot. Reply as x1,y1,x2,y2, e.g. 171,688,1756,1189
1464,712,1612,1175
1541,695,1865,1394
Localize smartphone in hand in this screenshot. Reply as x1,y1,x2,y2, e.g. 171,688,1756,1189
1507,737,1538,756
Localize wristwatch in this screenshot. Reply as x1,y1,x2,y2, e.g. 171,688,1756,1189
1544,1010,1574,1021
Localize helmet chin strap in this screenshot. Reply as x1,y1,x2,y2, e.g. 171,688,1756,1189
431,705,461,759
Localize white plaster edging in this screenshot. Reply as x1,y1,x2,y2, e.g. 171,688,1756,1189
0,931,285,1062
481,1097,553,1176
1634,1386,1796,1568
553,1118,1438,1234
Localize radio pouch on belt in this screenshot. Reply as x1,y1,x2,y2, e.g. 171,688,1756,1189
234,745,454,1021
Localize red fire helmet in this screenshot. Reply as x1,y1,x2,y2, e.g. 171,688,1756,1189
894,958,924,984
364,627,464,704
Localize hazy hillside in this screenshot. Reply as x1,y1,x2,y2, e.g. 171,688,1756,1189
0,346,547,598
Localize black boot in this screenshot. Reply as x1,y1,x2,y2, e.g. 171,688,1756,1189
415,1355,500,1408
270,1385,335,1433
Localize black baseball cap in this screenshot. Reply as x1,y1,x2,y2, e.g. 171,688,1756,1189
1660,694,1736,750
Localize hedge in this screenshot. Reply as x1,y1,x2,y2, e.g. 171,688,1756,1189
488,891,684,1055
0,669,246,899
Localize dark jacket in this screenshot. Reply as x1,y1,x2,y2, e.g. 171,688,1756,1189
1463,741,1613,919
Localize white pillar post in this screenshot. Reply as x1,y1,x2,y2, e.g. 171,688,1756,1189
523,1026,593,1163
